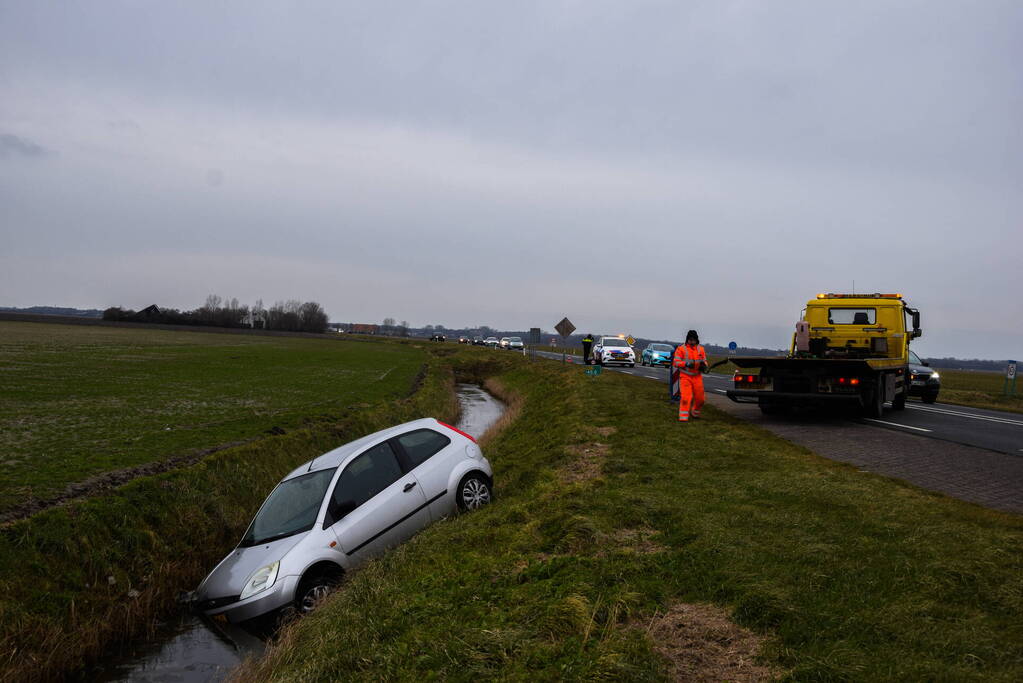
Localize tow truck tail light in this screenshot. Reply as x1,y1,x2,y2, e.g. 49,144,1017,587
836,377,860,386
733,374,758,384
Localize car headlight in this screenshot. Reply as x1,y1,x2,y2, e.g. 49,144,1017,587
240,561,280,600
930,372,940,380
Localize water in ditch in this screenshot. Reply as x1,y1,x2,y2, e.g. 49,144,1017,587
86,384,503,682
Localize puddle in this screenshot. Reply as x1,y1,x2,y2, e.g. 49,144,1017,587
84,384,505,681
455,383,506,439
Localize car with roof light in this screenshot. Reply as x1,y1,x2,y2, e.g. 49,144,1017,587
188,418,493,624
592,336,636,367
641,343,675,367
907,350,940,403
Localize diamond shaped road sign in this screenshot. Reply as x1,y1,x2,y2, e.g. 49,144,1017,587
555,317,576,338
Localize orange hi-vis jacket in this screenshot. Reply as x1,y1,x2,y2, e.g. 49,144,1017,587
672,344,707,374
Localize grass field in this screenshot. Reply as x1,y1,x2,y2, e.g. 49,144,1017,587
938,368,1023,414
0,322,427,516
239,347,1023,681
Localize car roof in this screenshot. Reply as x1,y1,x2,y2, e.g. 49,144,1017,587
282,417,444,481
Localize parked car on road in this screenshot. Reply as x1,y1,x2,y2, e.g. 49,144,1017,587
499,337,510,349
907,350,940,403
592,336,636,367
641,343,675,367
458,336,470,344
430,334,446,342
472,336,485,346
189,418,493,624
484,337,499,348
506,337,524,351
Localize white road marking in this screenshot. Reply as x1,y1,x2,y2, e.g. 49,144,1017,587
863,418,932,432
907,404,1023,427
714,389,728,394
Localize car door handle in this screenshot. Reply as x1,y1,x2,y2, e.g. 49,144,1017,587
403,481,416,493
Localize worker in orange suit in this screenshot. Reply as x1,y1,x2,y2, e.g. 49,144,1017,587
673,329,708,422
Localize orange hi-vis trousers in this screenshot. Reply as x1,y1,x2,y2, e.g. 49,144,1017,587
673,343,707,422
678,374,705,422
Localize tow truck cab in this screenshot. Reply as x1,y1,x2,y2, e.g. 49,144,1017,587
726,293,922,417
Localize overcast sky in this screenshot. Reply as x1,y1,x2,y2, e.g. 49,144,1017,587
1,1,1020,358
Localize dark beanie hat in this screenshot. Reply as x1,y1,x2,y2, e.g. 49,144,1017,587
685,329,699,343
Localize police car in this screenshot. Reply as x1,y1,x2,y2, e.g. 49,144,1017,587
592,336,636,367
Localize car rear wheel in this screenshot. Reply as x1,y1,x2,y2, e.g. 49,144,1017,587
456,473,492,511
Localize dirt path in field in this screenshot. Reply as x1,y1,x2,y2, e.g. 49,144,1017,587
0,439,257,526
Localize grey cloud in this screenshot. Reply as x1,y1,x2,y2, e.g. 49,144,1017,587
0,133,51,159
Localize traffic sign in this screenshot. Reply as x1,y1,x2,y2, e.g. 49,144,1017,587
529,327,541,344
1006,360,1017,397
1008,361,1017,380
555,317,576,338
626,335,636,346
728,341,737,357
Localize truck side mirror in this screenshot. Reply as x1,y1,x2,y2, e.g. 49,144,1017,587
909,308,922,339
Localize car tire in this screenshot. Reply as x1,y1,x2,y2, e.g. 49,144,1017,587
922,391,938,404
629,363,635,367
456,472,492,512
295,568,343,614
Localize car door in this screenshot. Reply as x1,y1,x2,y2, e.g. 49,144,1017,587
393,428,457,520
325,441,429,563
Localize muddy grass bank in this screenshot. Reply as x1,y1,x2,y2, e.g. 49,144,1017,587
0,358,458,683
234,351,1023,681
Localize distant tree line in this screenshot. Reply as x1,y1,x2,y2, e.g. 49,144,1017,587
103,295,329,333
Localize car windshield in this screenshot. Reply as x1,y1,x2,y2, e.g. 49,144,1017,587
240,468,336,547
603,338,629,347
650,344,673,352
509,337,522,342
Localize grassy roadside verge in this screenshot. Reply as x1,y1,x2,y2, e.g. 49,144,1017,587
0,354,458,683
237,349,1023,681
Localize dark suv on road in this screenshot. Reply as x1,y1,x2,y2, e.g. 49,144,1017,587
907,350,940,403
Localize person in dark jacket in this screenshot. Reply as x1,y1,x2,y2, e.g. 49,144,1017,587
581,334,594,365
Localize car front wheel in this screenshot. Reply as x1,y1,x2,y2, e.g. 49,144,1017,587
922,391,938,404
456,473,492,511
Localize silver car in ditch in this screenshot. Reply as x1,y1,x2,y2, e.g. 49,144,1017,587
191,418,493,623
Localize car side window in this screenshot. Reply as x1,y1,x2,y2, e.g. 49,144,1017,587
329,442,403,520
396,429,451,468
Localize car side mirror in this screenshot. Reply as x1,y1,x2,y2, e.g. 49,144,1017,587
328,499,357,525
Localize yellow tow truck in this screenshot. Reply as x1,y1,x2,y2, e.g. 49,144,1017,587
726,293,921,417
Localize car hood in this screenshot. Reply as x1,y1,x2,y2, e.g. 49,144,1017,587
197,533,305,599
908,363,933,376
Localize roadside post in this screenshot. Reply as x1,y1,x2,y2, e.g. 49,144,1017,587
529,327,540,361
1005,360,1017,397
555,317,576,364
